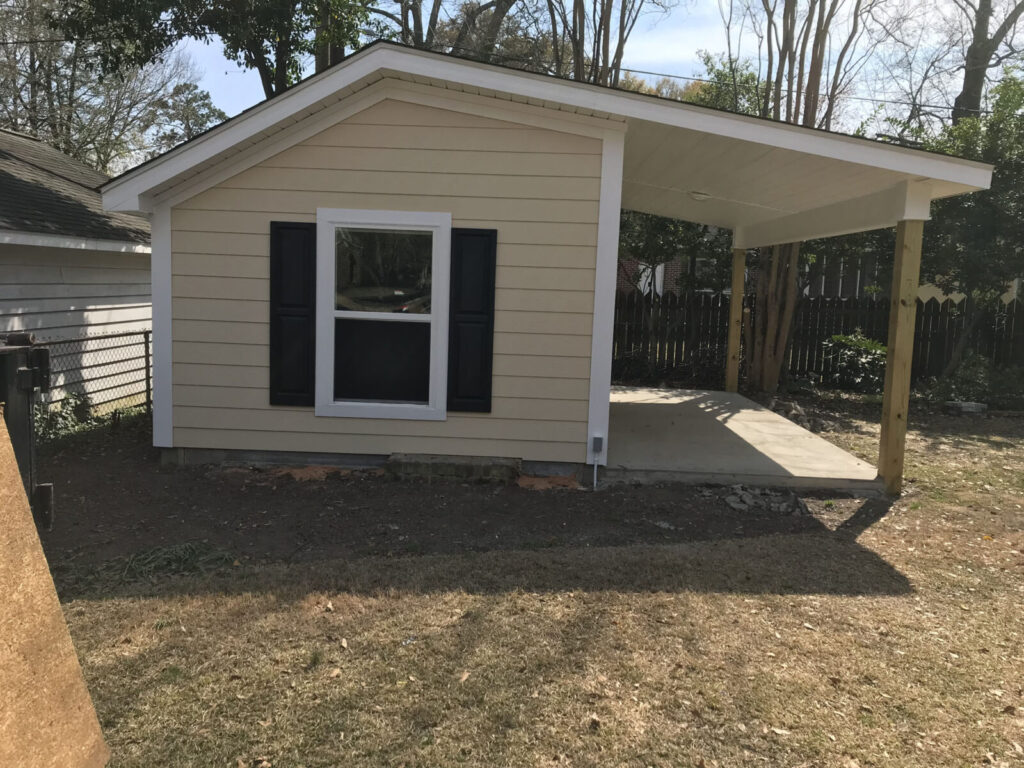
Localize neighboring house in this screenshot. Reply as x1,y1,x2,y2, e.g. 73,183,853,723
0,129,151,410
100,42,990,494
618,258,679,296
0,129,151,339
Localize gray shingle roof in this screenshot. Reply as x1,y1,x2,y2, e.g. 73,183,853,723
0,129,149,244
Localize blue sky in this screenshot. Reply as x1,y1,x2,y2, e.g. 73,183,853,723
184,3,729,116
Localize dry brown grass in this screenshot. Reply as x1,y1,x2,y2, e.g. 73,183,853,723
58,404,1024,768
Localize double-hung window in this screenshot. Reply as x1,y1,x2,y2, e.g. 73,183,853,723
314,208,451,420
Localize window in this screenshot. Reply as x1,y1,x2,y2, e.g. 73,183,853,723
315,209,451,420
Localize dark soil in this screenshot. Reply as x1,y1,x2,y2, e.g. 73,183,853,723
37,416,871,584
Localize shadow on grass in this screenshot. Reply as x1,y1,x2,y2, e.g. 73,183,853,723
54,498,908,602
37,415,908,603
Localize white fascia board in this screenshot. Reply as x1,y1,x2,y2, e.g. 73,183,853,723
102,44,992,213
0,229,150,253
733,180,933,249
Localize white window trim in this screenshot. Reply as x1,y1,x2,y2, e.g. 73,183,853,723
314,207,451,420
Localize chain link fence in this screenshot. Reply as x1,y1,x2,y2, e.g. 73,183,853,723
36,330,152,419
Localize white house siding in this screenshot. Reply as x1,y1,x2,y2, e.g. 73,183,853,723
0,244,150,340
169,98,603,464
0,243,151,410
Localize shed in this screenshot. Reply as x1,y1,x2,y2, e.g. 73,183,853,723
101,42,991,494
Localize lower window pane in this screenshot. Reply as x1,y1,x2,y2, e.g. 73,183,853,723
334,318,430,403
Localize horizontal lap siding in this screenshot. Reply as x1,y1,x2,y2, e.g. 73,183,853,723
0,246,151,340
170,98,602,463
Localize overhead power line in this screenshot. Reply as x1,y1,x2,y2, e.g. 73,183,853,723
0,34,987,115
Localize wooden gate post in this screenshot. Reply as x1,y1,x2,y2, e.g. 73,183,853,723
725,248,746,392
878,219,925,494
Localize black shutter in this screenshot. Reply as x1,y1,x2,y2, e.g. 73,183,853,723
269,221,316,406
447,228,497,412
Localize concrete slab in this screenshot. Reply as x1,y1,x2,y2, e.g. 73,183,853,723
606,387,881,492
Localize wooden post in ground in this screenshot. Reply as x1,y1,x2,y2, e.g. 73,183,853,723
878,219,924,495
725,248,746,392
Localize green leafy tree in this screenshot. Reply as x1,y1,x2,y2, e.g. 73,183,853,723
0,0,210,171
147,82,228,156
619,211,733,293
923,69,1024,375
618,53,761,114
684,52,762,115
59,0,370,99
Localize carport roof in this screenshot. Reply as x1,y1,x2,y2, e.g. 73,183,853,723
102,42,991,246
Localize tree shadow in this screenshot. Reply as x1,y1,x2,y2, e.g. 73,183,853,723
49,486,908,603
38,414,907,603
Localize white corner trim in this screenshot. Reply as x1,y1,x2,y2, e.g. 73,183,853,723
587,128,626,466
149,206,172,447
0,229,151,253
314,207,451,421
733,180,934,249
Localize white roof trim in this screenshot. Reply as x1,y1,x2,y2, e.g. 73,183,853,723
103,43,991,213
0,230,151,254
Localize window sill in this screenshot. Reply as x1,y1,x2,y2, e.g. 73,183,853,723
314,401,448,421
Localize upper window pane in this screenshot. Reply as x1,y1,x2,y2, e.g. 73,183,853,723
335,228,432,313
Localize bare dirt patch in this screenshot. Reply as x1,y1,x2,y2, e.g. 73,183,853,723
39,407,1024,768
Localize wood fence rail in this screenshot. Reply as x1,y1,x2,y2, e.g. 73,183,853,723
612,290,1024,385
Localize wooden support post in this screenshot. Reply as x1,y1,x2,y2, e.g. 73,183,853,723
725,248,746,392
878,219,924,495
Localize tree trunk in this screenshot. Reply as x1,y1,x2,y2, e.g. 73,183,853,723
748,243,801,393
952,0,994,124
940,303,985,378
315,3,331,73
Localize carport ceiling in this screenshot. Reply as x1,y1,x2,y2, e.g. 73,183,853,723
621,118,969,232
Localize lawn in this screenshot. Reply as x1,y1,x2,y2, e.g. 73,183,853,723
40,397,1024,768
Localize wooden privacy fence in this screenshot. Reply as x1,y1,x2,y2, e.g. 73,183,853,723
613,290,1024,384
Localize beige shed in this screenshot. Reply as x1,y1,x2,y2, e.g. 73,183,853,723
101,42,991,494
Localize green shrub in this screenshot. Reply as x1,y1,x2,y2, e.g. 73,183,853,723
926,353,1024,409
33,392,94,441
821,331,887,393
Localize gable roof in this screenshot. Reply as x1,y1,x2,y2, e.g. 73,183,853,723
0,129,149,246
101,42,991,245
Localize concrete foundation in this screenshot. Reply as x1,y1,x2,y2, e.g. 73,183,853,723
160,447,581,482
387,453,521,482
160,447,388,469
